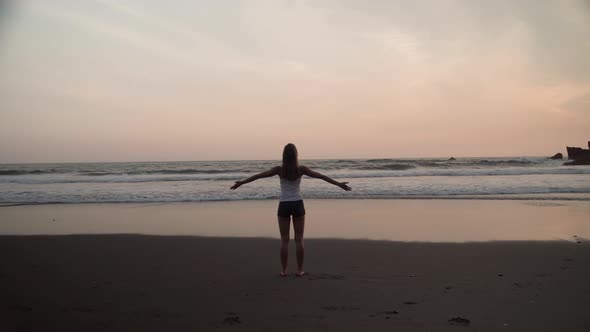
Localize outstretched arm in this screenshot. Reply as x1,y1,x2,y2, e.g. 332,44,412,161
230,166,280,190
300,166,351,191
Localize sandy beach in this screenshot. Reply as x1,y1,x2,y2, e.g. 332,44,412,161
1,200,590,331
1,235,589,331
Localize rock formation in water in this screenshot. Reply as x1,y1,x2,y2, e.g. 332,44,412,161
548,153,563,159
564,141,590,165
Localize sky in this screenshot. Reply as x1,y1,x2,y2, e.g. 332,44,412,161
0,0,589,163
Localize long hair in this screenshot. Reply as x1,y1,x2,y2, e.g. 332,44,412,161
280,143,301,180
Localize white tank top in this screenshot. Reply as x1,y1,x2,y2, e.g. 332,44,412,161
279,176,302,202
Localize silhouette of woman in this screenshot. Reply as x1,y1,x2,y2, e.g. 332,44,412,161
230,143,351,277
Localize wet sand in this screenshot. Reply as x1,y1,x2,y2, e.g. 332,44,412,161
1,235,589,331
1,199,589,241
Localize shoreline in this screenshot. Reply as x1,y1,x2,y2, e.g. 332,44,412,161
1,199,589,241
2,192,590,207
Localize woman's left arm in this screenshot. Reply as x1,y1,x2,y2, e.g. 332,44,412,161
230,166,280,190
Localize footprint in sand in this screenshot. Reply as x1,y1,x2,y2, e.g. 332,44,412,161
7,304,32,312
222,313,241,326
322,305,360,312
305,273,345,281
67,306,95,313
291,313,325,320
448,316,470,326
513,281,532,288
369,310,399,319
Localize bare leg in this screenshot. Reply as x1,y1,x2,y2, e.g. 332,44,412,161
277,216,291,275
293,215,305,274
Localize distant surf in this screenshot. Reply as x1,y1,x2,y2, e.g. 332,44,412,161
1,157,589,204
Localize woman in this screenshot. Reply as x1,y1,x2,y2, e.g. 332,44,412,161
230,143,351,277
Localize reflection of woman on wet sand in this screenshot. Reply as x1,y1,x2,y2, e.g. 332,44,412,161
230,143,351,277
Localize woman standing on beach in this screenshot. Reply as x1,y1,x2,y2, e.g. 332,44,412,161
230,143,351,277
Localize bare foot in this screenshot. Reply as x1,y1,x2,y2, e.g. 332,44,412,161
296,271,306,277
279,272,288,277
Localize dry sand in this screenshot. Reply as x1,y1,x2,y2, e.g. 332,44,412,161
1,234,589,331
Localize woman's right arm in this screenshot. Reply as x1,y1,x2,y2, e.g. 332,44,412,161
300,166,351,191
230,166,280,190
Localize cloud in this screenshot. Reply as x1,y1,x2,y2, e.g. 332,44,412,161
563,91,590,114
30,2,194,64
362,29,427,66
319,0,590,84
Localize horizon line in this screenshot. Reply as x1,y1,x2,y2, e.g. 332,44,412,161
0,154,561,165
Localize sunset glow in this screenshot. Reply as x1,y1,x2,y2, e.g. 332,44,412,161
1,0,589,162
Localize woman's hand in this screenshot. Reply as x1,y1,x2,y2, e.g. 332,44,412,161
230,181,243,190
338,182,352,191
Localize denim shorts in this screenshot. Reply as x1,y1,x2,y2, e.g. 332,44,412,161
277,200,305,218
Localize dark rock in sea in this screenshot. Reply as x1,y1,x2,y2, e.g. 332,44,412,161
548,153,563,159
565,141,590,164
448,157,456,161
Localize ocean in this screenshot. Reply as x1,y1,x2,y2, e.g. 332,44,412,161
1,157,589,205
